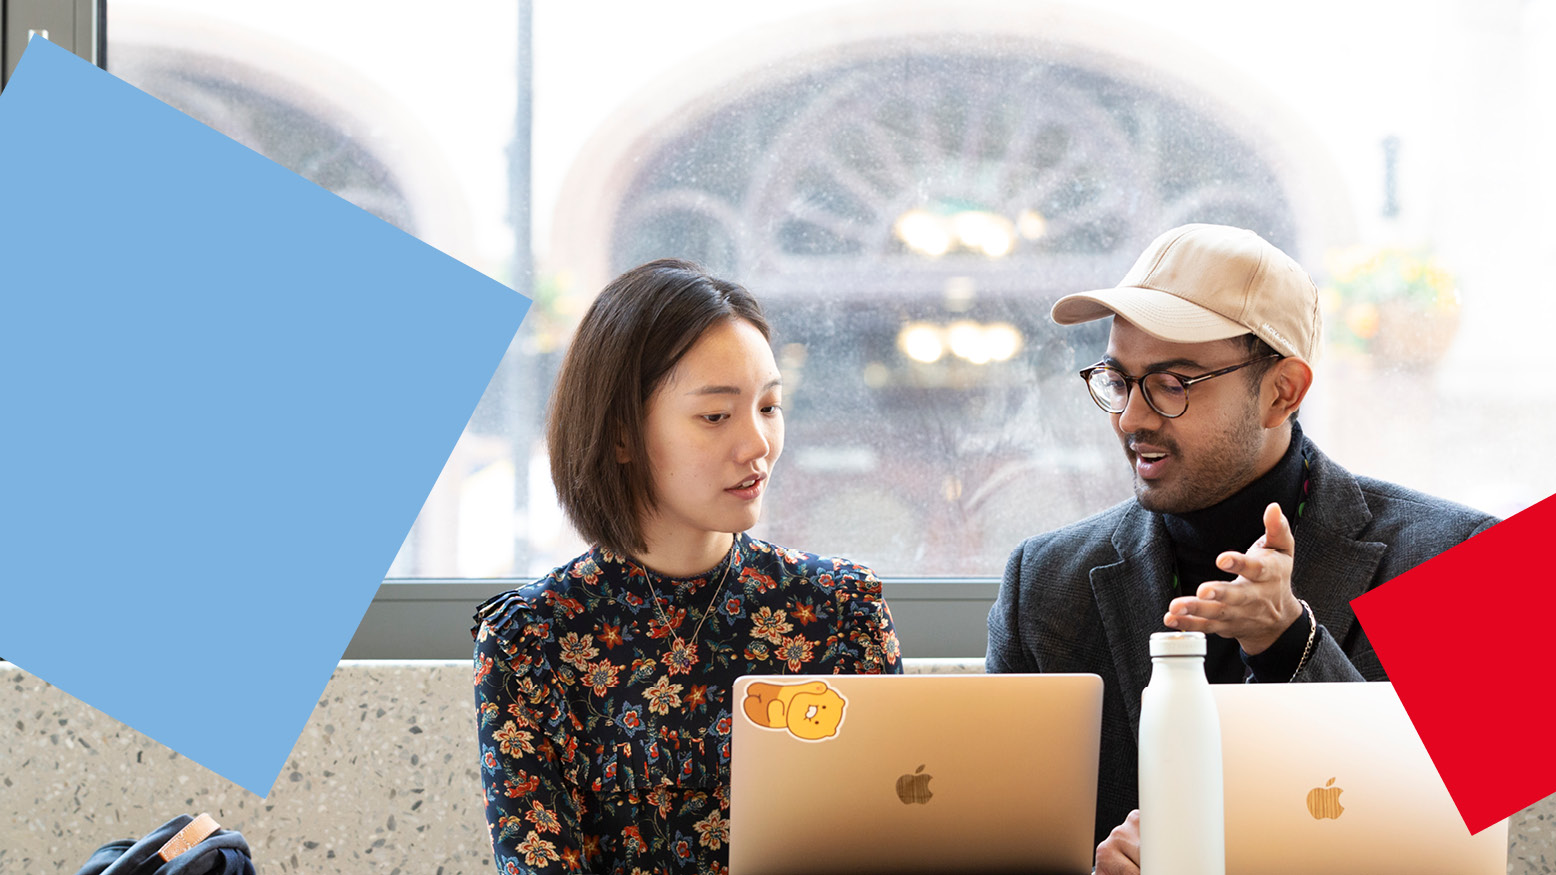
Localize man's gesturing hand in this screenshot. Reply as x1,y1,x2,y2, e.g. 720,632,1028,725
1163,501,1303,655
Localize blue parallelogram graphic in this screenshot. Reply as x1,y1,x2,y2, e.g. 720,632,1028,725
0,38,530,795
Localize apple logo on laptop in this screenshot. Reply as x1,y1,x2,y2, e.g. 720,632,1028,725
896,765,933,805
1306,777,1344,820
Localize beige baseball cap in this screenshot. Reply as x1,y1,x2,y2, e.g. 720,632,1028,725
1050,223,1322,361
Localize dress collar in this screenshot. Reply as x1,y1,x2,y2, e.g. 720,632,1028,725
590,533,749,597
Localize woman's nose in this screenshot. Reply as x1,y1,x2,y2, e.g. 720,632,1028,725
732,413,771,462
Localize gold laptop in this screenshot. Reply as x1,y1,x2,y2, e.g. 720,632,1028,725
730,673,1102,875
1214,682,1508,875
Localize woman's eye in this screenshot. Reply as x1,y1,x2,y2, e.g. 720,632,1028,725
701,413,729,424
761,404,783,415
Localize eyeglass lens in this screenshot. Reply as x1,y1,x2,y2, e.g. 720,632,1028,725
1088,369,1189,417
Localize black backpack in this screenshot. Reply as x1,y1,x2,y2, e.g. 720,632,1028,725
74,814,255,875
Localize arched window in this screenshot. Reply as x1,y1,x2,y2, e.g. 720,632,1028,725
111,47,418,233
611,51,1298,574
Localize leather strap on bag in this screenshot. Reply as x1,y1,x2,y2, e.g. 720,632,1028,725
155,813,220,863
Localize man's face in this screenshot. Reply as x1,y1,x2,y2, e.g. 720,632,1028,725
1103,317,1271,514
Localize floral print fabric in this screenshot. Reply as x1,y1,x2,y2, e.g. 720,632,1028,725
473,533,901,875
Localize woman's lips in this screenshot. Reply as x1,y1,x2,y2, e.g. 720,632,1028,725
726,474,765,500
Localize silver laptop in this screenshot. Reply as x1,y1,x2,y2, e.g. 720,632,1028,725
730,673,1102,875
1215,682,1507,875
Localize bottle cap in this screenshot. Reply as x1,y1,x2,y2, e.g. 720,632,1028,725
1149,631,1207,657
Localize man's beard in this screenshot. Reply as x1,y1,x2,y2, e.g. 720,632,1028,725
1126,415,1266,514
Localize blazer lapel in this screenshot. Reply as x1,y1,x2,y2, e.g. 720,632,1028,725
1292,439,1387,646
1090,503,1177,732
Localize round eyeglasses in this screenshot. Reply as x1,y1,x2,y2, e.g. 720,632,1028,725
1078,354,1282,418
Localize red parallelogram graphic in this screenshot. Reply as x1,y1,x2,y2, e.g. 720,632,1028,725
1351,493,1556,835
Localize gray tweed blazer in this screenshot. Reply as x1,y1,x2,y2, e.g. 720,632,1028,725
986,435,1497,847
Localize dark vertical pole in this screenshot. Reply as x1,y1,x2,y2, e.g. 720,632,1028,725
507,0,535,576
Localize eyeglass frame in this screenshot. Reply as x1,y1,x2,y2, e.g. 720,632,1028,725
1077,353,1283,419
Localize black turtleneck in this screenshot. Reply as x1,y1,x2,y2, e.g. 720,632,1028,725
1162,421,1314,683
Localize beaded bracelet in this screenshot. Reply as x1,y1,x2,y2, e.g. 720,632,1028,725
1288,598,1317,682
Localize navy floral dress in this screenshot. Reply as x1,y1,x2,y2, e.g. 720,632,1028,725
473,533,902,875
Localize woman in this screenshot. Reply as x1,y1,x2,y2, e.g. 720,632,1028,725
473,259,901,875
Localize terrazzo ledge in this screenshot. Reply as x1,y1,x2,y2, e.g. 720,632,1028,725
1,660,1550,875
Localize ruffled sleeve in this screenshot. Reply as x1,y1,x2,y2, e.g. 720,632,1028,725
824,563,903,675
474,589,596,875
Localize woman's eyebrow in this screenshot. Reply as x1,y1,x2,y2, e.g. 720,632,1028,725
684,377,783,396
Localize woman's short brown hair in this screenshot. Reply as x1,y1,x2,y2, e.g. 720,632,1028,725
546,258,770,558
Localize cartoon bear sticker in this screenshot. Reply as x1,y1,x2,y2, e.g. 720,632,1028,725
741,679,847,741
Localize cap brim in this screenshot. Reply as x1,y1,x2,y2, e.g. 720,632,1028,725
1050,287,1247,344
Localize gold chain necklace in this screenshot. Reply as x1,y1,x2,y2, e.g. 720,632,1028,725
643,541,735,657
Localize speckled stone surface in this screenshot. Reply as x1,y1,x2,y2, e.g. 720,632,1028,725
900,657,984,674
1510,798,1556,875
2,660,1551,874
1,660,489,875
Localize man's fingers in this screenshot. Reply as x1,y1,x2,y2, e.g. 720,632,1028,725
1216,550,1253,580
1094,846,1140,875
1217,549,1285,582
1094,810,1142,875
1262,501,1295,553
1119,809,1142,867
1173,582,1267,617
1171,593,1228,617
1163,604,1221,634
1195,581,1243,607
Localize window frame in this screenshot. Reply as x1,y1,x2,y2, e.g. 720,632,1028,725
346,577,1000,660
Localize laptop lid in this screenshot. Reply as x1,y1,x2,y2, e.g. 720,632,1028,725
1214,682,1507,875
730,673,1102,875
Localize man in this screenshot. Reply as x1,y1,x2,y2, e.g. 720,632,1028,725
985,224,1496,873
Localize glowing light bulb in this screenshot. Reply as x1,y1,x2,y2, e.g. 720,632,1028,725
894,210,952,257
1017,209,1048,240
985,323,1023,362
947,320,990,364
951,211,1016,258
898,322,945,363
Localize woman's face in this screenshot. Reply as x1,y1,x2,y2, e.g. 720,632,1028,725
637,317,784,554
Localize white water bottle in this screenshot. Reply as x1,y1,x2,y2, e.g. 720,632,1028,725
1138,631,1224,875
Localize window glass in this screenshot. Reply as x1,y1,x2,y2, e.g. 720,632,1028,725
109,1,1556,578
